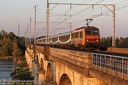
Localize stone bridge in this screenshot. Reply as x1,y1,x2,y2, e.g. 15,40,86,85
25,45,128,85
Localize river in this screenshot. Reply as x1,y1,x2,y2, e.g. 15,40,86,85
0,60,15,84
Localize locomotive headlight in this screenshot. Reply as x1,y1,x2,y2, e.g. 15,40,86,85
96,40,98,41
87,40,89,41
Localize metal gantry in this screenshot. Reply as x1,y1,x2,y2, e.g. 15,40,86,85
46,1,116,47
34,5,38,45
46,0,49,44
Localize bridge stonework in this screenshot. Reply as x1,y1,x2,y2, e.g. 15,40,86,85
25,45,128,85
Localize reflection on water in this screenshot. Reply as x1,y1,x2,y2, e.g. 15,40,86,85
0,60,15,83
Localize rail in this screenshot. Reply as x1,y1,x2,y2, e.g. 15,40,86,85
92,53,128,80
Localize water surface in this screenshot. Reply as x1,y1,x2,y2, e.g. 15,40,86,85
0,60,15,84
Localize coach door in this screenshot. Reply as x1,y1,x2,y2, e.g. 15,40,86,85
71,31,83,47
79,31,83,45
75,31,82,47
71,32,77,47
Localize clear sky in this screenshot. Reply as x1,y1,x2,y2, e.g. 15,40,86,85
0,0,128,38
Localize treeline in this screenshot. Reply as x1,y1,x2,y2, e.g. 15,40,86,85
0,31,26,60
100,37,128,48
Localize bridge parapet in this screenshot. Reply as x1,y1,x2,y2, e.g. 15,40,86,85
48,47,92,77
92,53,128,81
49,48,92,68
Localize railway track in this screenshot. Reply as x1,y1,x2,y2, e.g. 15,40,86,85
35,44,128,57
50,46,128,57
92,50,128,57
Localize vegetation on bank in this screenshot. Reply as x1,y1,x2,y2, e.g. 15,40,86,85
0,30,33,81
10,57,33,80
100,37,128,48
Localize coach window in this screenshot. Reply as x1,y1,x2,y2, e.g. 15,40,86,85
74,33,77,38
75,33,78,38
73,33,75,39
72,34,73,39
72,33,74,39
80,32,83,38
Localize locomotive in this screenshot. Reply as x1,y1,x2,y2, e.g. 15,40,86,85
36,25,100,50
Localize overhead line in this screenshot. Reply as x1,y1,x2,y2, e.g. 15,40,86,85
49,0,105,29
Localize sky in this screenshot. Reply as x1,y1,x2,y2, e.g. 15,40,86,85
0,0,128,38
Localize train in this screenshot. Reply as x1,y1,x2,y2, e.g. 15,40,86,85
36,25,100,50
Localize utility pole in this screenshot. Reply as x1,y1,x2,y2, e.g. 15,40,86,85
33,5,38,60
112,5,116,47
25,28,27,45
27,24,29,45
34,5,38,45
18,22,20,36
33,5,38,85
25,25,29,45
30,17,32,45
46,0,49,44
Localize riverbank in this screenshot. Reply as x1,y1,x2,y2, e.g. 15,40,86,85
10,57,34,80
0,56,13,61
0,56,34,85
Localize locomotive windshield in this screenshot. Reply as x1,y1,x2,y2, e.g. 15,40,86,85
86,30,99,35
92,30,99,35
86,31,91,35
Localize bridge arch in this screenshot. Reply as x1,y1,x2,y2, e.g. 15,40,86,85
59,74,72,85
46,63,54,83
35,53,39,64
39,58,44,70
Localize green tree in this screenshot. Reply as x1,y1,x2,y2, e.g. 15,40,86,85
119,37,125,47
0,31,26,59
0,37,12,57
116,37,119,47
18,37,26,56
100,37,112,47
100,37,128,48
118,37,128,48
12,37,22,59
0,33,3,40
8,32,15,40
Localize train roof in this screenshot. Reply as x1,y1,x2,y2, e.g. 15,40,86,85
75,26,99,30
49,31,71,38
